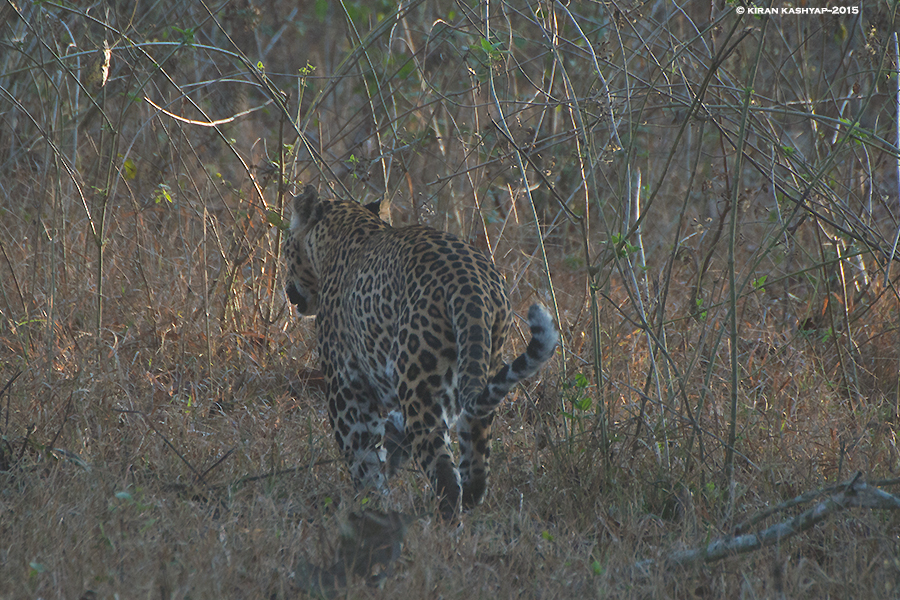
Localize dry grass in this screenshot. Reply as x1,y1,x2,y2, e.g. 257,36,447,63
2,1,900,598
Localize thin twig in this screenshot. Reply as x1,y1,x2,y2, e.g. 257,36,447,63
114,408,204,482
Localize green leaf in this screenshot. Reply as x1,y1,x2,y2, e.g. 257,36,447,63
298,62,316,77
573,372,590,388
140,518,159,534
266,210,286,230
314,0,328,21
29,561,47,574
573,397,592,411
479,37,505,60
171,26,195,46
154,184,173,204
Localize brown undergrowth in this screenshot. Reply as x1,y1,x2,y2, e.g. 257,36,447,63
2,1,899,598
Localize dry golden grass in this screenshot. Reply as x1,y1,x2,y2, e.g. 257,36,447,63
2,1,900,598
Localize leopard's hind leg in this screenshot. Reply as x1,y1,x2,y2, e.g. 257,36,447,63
457,412,495,509
327,375,388,493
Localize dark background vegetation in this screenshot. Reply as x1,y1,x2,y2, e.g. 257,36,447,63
1,0,899,597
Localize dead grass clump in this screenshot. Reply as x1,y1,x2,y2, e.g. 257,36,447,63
3,0,900,597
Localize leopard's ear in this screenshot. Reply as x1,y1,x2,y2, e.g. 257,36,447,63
291,185,323,231
364,197,392,225
363,200,379,215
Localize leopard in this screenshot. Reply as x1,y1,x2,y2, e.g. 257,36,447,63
283,185,558,518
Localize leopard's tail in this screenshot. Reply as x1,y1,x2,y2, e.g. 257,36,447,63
465,303,558,418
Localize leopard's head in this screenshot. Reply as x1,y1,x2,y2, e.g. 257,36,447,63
283,185,324,315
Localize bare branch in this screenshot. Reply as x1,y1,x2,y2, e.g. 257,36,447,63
634,475,900,573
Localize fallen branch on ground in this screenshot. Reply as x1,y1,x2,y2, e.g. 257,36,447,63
635,472,900,572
